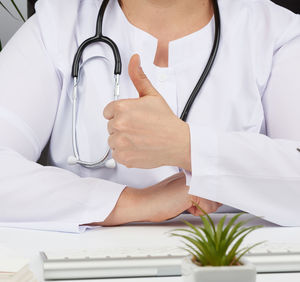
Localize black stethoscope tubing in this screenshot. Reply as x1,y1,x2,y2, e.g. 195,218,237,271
72,0,221,122
180,0,221,121
72,0,122,77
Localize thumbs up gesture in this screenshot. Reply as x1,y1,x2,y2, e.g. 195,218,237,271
103,54,191,170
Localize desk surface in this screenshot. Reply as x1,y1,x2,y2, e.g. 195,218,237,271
1,214,300,282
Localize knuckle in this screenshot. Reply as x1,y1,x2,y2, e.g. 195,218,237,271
113,119,126,131
114,150,132,167
114,101,126,113
114,134,129,149
103,102,113,118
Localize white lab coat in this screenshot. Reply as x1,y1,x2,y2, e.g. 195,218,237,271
0,0,300,232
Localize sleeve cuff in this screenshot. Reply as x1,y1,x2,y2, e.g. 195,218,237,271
79,178,127,225
183,169,192,186
187,123,220,199
0,180,126,233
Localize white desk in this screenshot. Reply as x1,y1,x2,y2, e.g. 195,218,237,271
1,214,300,282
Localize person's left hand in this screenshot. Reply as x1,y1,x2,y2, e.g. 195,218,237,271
103,54,191,170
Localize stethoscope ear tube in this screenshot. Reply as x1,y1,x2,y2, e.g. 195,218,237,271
71,0,122,78
71,36,122,78
180,0,221,122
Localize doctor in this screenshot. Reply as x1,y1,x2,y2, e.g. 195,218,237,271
0,0,300,233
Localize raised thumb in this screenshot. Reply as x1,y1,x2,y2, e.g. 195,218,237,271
128,54,158,97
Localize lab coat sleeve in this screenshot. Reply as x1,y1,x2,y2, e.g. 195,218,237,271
187,35,300,226
0,17,126,233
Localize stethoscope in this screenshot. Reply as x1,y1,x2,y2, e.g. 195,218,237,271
68,0,221,169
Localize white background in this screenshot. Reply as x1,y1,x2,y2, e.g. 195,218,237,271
0,0,27,48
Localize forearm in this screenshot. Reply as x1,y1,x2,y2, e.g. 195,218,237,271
97,172,222,227
101,187,147,226
101,173,192,226
171,121,192,172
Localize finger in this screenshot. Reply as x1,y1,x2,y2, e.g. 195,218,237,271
187,206,205,216
108,133,129,151
103,101,115,120
107,120,115,135
186,206,195,215
187,206,203,216
128,54,159,97
108,134,115,150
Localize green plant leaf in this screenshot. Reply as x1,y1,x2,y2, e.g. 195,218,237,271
228,225,263,249
9,0,25,22
171,209,265,267
225,220,249,246
226,237,247,264
171,227,208,246
232,241,265,266
182,221,209,244
171,230,216,266
0,1,19,20
193,202,216,235
171,233,205,253
221,213,244,241
226,226,262,264
198,227,216,252
215,215,226,250
200,214,215,239
183,243,206,264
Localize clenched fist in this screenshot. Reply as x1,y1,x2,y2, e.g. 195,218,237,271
103,54,191,171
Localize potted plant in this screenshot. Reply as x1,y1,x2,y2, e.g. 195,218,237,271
171,207,263,282
0,0,25,51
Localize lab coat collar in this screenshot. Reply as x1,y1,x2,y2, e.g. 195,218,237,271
76,0,157,76
169,17,214,68
82,0,215,70
112,0,215,69
110,0,157,70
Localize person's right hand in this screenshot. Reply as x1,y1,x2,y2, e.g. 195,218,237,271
140,172,221,222
100,172,221,226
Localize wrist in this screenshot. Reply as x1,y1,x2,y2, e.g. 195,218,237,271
173,121,191,171
102,186,146,226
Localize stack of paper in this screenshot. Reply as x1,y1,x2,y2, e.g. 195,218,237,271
0,258,37,282
0,245,37,282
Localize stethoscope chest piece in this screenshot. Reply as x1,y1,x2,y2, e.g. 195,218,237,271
67,155,117,168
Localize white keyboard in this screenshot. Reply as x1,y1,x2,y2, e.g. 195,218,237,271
245,242,300,273
41,243,300,280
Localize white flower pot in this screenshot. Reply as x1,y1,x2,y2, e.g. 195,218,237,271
181,256,256,282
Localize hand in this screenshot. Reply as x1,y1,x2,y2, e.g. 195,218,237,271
100,172,221,226
103,54,191,171
142,172,222,222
